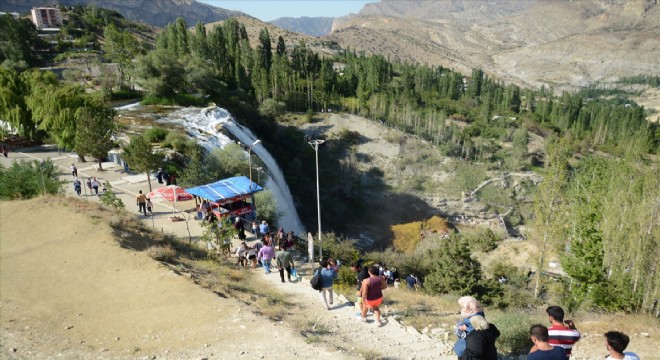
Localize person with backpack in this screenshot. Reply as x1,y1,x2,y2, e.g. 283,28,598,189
319,259,338,309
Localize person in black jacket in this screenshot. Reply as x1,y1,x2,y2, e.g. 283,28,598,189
461,315,500,360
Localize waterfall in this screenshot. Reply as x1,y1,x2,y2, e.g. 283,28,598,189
159,107,306,235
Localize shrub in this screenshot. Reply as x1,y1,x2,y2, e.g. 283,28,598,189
490,310,535,355
462,228,501,252
392,221,423,254
258,98,285,119
147,244,177,262
0,159,62,199
162,132,197,155
319,232,360,265
99,182,125,210
142,127,170,143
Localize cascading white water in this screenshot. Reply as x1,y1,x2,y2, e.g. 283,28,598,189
159,107,306,235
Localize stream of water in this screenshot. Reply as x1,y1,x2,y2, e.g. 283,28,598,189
158,106,306,235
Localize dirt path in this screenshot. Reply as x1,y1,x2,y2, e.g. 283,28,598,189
252,265,455,360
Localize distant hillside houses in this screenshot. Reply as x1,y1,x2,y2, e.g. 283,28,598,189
31,7,62,29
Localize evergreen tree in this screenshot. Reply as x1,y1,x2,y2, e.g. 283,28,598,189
73,96,116,170
122,135,163,191
424,235,482,295
276,35,286,56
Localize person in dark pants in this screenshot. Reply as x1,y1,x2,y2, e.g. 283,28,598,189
276,247,295,283
156,168,163,184
136,190,147,216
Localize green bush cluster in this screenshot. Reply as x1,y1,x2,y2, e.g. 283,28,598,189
162,132,198,156
0,159,62,199
490,311,536,355
142,127,170,143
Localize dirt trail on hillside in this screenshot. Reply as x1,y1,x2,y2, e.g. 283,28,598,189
0,198,342,360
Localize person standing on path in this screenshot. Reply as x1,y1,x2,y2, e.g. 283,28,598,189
257,241,275,274
360,265,387,326
234,217,246,240
542,306,581,357
86,177,92,193
259,220,270,238
136,190,147,216
73,178,82,196
71,164,77,177
275,246,295,283
146,198,153,214
318,259,338,310
236,242,248,268
91,177,100,195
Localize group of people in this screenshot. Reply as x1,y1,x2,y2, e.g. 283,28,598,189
71,164,105,196
453,298,640,360
155,168,176,185
135,190,153,216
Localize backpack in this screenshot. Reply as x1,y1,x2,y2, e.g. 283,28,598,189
310,268,322,291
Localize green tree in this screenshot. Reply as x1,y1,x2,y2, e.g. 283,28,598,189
276,35,286,56
133,49,185,98
74,97,116,170
0,67,34,138
254,190,279,226
102,23,142,89
257,28,272,72
424,235,482,295
0,15,38,69
24,71,85,151
122,135,163,191
532,137,571,298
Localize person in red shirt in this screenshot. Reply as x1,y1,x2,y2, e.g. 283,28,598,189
544,306,581,356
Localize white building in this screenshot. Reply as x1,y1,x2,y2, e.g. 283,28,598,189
30,7,63,29
0,11,20,19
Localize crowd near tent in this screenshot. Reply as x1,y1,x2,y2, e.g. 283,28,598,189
186,176,263,220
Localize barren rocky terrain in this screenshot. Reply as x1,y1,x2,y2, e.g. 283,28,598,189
328,0,660,99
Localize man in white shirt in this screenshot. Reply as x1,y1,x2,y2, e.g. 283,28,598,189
604,331,640,360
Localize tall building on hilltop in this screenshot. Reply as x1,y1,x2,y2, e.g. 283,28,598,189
30,7,62,29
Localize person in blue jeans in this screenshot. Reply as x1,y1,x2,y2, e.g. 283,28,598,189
318,259,338,310
257,241,275,274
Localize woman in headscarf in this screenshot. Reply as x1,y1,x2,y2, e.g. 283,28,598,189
461,315,499,360
454,296,486,357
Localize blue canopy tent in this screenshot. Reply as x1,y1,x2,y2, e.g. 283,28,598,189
185,176,264,221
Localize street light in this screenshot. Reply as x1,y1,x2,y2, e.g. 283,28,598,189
247,139,261,190
308,138,324,261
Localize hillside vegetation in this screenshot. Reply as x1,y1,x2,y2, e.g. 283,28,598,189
1,4,658,316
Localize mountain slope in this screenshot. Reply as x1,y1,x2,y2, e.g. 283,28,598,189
328,0,660,90
0,0,245,27
270,16,334,37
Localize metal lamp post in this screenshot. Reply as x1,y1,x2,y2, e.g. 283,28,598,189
308,139,325,261
247,139,261,190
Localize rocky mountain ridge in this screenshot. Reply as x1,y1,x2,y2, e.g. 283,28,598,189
270,16,334,37
328,0,660,92
0,0,245,27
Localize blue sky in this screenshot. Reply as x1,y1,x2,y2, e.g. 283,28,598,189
198,0,377,22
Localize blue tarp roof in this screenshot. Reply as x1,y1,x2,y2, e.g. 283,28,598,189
185,176,263,202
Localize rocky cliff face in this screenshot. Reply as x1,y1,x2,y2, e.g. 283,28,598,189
0,0,245,27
